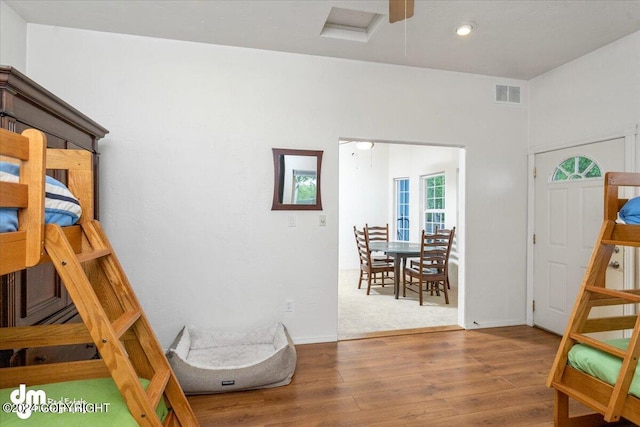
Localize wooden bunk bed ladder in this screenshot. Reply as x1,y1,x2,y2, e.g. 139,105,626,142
44,220,199,427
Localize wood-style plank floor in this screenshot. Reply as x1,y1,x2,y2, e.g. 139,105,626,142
187,326,594,426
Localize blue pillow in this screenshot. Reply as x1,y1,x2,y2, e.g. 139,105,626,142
620,196,640,225
0,161,82,232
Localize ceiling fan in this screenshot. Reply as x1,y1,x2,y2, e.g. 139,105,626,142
389,0,414,23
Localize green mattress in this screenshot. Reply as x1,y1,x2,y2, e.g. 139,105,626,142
568,338,640,398
0,377,168,426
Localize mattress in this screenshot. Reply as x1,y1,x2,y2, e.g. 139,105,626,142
620,196,640,224
0,161,82,232
568,338,640,398
0,377,167,426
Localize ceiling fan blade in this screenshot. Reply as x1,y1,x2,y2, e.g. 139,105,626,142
389,0,414,23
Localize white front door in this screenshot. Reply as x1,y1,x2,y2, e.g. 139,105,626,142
533,138,625,335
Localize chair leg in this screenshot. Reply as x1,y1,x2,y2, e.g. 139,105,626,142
358,269,363,289
402,272,407,297
442,280,449,304
431,280,449,304
419,279,424,305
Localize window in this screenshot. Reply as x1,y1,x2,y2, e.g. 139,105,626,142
423,174,445,234
551,156,602,181
395,178,410,241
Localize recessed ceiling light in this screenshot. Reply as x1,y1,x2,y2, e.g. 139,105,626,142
456,23,474,36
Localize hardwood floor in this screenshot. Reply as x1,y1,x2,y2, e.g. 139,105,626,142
187,326,598,426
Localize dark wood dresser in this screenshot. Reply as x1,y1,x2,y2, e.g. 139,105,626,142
0,66,109,367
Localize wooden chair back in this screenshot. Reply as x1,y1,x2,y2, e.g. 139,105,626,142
365,223,389,242
417,230,448,275
432,226,456,258
354,225,372,267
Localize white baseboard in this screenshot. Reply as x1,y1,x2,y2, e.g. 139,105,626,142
463,319,527,330
291,334,338,345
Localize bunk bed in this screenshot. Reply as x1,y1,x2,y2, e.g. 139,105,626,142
0,128,199,426
547,172,640,427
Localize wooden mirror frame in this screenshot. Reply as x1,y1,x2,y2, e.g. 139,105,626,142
271,148,323,211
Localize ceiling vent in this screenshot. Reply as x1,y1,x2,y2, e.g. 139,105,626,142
321,7,383,42
496,84,521,104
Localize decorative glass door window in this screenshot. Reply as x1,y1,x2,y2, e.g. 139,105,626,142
551,156,602,181
423,174,445,234
395,178,410,241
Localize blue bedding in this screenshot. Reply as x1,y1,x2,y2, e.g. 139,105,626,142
0,161,82,232
620,197,640,225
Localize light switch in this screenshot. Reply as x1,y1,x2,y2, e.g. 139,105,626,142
319,215,327,226
288,215,296,227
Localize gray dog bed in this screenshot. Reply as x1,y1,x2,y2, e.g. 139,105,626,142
166,322,296,394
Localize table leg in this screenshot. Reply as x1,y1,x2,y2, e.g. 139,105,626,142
394,256,401,299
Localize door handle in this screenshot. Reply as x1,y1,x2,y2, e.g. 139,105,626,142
609,261,620,269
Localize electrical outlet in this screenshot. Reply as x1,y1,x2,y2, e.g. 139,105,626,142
285,299,294,312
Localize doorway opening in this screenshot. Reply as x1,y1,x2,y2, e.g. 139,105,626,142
338,140,465,340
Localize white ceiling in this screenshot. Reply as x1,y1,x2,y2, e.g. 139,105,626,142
6,0,640,80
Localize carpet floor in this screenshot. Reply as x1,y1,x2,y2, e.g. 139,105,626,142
338,269,459,340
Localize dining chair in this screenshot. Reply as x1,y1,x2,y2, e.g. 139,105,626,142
354,226,395,295
403,228,455,305
433,226,456,289
409,226,456,288
365,223,394,265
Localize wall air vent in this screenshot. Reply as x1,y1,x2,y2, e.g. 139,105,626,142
496,84,521,104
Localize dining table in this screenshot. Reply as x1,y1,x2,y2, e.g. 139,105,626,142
368,241,422,299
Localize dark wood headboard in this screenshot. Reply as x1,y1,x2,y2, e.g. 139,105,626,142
0,65,109,367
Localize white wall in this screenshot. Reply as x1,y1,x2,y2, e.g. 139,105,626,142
24,24,529,345
339,142,389,270
0,1,27,72
529,30,640,160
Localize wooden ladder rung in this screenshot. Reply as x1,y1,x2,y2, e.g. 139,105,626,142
602,224,640,247
76,247,111,263
146,368,171,409
569,333,627,359
112,310,141,338
552,381,609,415
0,323,91,349
0,359,110,389
585,286,640,303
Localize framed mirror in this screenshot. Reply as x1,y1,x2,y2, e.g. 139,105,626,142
271,148,323,210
